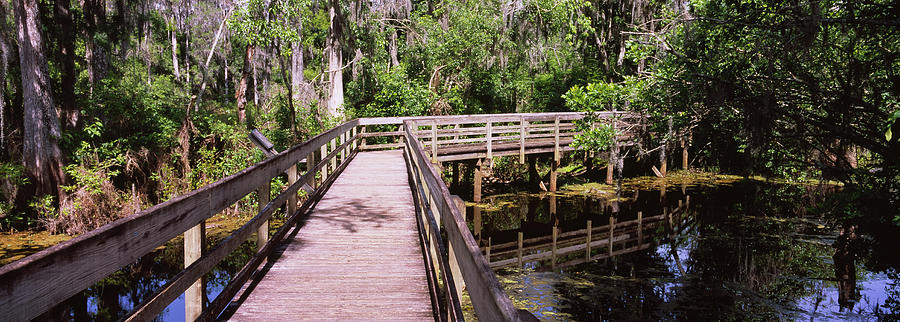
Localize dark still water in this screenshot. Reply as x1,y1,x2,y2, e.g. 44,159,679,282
465,179,899,321
34,214,272,321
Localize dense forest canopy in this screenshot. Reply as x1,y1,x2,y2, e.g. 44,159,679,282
0,0,896,239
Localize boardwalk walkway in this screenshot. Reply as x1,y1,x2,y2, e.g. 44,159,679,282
229,150,433,320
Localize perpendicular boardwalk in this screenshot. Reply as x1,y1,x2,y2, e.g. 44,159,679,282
229,150,433,320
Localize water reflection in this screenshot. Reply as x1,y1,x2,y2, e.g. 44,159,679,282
466,180,899,320
36,234,258,321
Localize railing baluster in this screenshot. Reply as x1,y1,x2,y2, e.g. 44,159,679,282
519,117,525,164
431,121,438,162
554,116,560,162
184,221,206,321
486,121,492,160
257,181,270,253
322,142,329,179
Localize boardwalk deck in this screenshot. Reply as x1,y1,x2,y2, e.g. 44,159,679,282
228,150,433,321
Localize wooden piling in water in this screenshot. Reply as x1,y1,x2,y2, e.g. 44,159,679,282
608,216,614,257
517,232,523,268
551,226,558,269
586,220,592,261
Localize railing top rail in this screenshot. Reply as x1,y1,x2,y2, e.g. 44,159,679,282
358,111,641,126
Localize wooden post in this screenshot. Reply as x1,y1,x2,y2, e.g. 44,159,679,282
551,225,558,269
486,237,492,262
341,131,347,162
330,138,337,170
286,165,298,216
608,215,614,257
682,136,689,170
321,143,329,182
550,160,558,192
550,194,557,216
431,121,438,161
184,223,206,321
666,207,673,237
474,159,483,202
662,117,673,177
486,121,493,160
306,152,316,188
637,211,643,245
257,182,270,252
606,152,614,185
553,116,560,162
474,205,482,241
351,126,357,150
586,220,592,261
360,125,367,148
517,232,523,268
519,117,526,164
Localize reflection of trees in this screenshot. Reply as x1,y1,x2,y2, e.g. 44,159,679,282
685,182,836,318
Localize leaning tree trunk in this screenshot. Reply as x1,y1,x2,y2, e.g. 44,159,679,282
14,0,66,200
235,44,254,125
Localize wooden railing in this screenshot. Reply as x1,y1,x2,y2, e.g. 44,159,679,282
0,119,362,321
403,119,524,321
360,111,643,162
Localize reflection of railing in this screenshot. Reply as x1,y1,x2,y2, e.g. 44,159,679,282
0,120,362,321
482,197,694,270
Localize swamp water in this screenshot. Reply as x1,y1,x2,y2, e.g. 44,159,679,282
465,177,899,321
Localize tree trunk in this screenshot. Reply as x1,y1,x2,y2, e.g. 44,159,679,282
291,40,304,103
326,1,343,118
54,0,78,130
141,0,151,85
235,44,254,125
14,0,66,200
170,28,180,79
0,1,9,149
389,29,399,68
83,0,106,94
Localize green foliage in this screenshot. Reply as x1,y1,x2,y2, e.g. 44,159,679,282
29,195,56,222
348,64,431,118
563,78,647,112
229,0,303,47
0,163,28,187
572,122,616,152
886,111,900,141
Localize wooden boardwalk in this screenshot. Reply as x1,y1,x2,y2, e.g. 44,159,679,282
228,150,433,321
